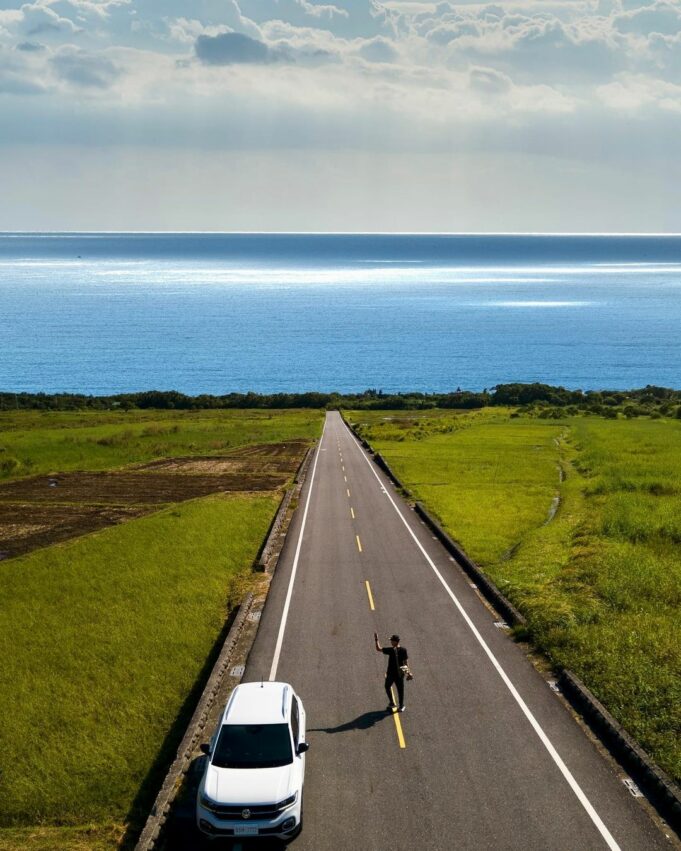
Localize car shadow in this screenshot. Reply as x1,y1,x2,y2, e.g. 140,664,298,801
308,709,389,734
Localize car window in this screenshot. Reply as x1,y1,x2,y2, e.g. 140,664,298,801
291,697,299,744
212,723,293,769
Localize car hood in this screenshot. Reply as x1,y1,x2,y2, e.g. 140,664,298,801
204,762,296,805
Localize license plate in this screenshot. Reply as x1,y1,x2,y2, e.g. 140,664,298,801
234,826,259,836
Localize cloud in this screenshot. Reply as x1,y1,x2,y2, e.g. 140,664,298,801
16,39,44,51
356,35,398,62
294,0,348,20
614,1,681,36
16,2,80,37
195,31,277,65
468,64,511,94
0,43,46,92
50,45,120,86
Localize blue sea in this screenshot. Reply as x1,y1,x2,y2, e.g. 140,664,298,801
1,233,680,394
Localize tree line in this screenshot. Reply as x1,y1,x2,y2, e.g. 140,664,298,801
1,384,679,412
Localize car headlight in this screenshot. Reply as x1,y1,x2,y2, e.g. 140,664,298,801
277,792,298,811
199,793,219,812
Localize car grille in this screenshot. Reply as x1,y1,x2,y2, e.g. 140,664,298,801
206,797,295,820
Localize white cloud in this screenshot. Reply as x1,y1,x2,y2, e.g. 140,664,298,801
294,0,348,20
0,0,680,231
614,1,681,36
468,64,511,93
50,44,120,86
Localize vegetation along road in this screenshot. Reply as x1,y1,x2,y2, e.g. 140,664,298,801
231,411,668,850
0,409,322,851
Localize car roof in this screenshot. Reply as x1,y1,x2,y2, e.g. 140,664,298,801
221,681,293,726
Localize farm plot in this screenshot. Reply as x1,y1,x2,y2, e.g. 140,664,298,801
0,440,308,560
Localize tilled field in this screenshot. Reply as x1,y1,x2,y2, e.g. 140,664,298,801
0,440,308,560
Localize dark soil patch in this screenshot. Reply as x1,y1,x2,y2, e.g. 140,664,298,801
0,503,148,559
0,441,309,560
139,440,309,475
0,471,286,505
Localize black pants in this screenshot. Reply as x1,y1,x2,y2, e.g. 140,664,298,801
385,672,404,707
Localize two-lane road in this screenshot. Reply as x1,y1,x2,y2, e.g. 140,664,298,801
243,411,666,850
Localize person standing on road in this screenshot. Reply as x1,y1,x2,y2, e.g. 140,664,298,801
374,632,408,712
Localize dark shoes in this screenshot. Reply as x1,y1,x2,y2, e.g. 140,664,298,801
386,704,396,712
399,705,405,712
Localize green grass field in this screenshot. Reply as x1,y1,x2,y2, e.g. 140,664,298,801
0,409,321,480
0,494,278,839
0,408,323,849
349,409,681,783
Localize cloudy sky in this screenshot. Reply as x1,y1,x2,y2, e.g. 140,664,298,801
1,0,679,231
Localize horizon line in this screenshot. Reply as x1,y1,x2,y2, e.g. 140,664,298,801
2,230,681,238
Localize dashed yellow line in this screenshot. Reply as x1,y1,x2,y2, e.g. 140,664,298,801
350,506,355,519
356,535,362,553
365,580,375,611
390,694,407,748
344,475,347,482
346,488,351,498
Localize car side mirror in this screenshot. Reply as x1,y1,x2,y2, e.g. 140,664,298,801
297,742,309,755
200,743,211,755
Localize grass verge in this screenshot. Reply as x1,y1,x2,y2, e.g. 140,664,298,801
350,409,681,784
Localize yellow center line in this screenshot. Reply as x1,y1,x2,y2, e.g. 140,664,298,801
356,534,362,553
344,475,347,482
350,506,355,519
346,488,351,498
390,690,407,748
365,579,375,610
342,465,345,472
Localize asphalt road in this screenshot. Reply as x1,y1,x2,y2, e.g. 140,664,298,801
237,411,667,850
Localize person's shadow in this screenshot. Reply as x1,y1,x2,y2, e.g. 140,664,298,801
308,710,388,734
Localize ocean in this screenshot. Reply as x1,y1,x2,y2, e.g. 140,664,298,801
1,233,680,395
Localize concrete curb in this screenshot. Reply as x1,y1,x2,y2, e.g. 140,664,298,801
295,445,315,484
558,670,681,834
257,488,294,571
373,452,409,492
413,501,527,629
339,411,373,453
134,593,255,851
257,445,315,571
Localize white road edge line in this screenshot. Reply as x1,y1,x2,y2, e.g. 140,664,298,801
269,419,326,682
344,419,621,851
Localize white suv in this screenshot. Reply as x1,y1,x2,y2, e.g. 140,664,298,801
196,681,308,841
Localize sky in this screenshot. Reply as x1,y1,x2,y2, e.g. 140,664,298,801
0,0,680,232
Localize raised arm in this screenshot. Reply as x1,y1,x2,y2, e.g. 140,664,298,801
373,631,382,651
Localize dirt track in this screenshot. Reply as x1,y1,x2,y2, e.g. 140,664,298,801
0,440,309,561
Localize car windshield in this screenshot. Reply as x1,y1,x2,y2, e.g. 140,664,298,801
212,723,293,769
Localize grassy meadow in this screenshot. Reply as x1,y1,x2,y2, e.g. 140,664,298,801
0,495,278,838
349,409,681,783
0,408,322,481
0,408,323,848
